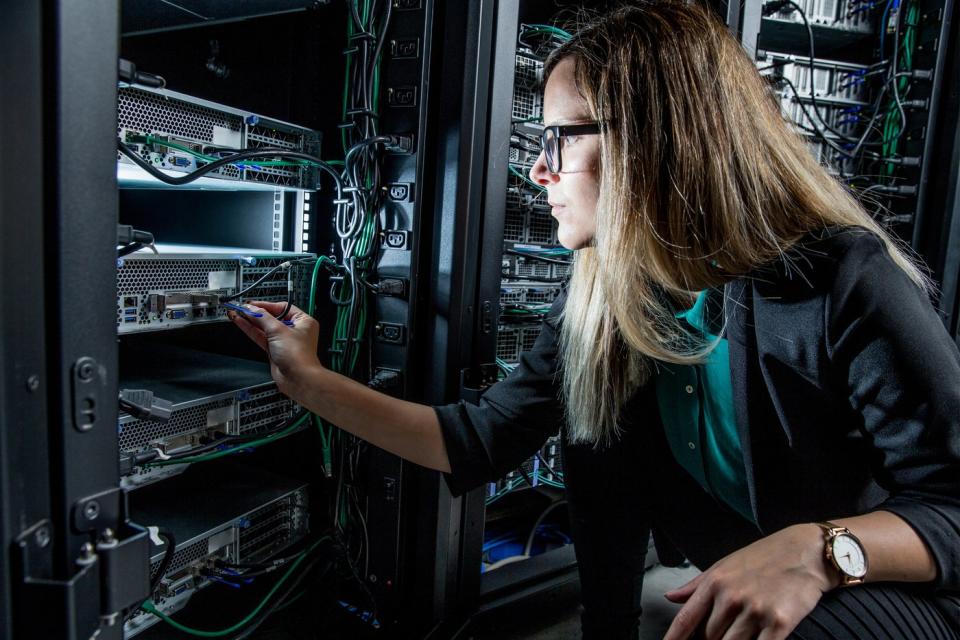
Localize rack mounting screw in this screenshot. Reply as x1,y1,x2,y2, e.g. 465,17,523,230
83,500,101,521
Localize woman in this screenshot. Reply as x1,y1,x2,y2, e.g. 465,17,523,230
230,2,960,638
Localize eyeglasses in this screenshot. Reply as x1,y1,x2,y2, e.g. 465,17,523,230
539,122,604,174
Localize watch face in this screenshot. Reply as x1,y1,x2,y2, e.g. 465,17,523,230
831,534,867,578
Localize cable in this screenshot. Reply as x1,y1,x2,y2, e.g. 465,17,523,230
150,413,310,466
485,554,530,571
141,537,330,638
536,451,563,479
505,249,572,265
229,554,326,640
149,528,176,595
117,139,344,192
776,1,884,146
523,500,568,556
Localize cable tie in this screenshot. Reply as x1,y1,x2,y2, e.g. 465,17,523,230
153,447,171,461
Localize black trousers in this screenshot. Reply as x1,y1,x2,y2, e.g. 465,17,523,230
562,412,960,639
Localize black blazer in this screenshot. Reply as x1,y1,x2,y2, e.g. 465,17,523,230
435,227,960,591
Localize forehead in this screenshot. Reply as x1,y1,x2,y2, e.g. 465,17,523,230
543,57,591,125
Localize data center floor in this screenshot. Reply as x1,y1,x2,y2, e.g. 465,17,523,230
467,563,700,640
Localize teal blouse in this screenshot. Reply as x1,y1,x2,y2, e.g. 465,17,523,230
653,290,755,523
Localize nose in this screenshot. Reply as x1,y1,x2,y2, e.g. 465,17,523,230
530,150,558,186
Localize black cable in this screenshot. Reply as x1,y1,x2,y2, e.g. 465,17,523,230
519,467,535,487
117,140,343,191
149,528,176,595
777,75,890,160
536,452,563,479
117,242,144,257
230,554,327,640
156,413,305,462
781,0,871,144
220,257,315,303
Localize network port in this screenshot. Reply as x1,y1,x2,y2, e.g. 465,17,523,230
123,296,138,307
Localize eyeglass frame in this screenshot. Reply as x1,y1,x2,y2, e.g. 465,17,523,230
539,122,605,174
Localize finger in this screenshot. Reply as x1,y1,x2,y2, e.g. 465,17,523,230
246,300,293,317
703,594,741,640
229,311,268,351
720,611,758,640
663,584,713,640
238,304,286,335
665,572,706,603
756,626,791,640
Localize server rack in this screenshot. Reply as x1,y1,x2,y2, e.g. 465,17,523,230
1,0,479,637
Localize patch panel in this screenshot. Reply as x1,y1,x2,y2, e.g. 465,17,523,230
116,245,314,335
125,465,310,638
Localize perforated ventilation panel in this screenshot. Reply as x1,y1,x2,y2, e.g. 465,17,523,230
119,397,235,453
515,52,543,88
526,211,556,244
152,538,211,578
118,88,242,144
496,326,521,363
516,259,551,280
520,325,542,353
117,258,236,295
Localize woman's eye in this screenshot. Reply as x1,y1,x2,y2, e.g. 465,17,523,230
564,136,579,144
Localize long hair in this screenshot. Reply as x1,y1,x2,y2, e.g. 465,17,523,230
553,1,931,447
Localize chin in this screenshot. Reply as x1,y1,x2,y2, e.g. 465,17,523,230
556,227,591,251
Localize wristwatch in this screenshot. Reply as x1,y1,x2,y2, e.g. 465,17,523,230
815,521,868,586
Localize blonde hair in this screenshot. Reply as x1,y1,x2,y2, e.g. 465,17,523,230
553,1,930,447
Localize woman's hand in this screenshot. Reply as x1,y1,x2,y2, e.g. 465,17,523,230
663,524,836,640
227,300,323,399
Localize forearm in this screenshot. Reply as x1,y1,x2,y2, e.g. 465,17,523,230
289,365,452,473
795,510,937,589
833,510,937,583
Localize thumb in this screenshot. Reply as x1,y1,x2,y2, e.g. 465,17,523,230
238,304,286,336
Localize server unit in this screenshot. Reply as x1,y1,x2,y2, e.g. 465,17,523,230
117,86,322,191
119,344,304,487
125,465,310,637
116,246,314,334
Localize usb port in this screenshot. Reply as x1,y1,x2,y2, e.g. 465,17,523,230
124,308,138,315
124,317,137,323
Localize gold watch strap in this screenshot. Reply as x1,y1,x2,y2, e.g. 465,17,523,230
815,521,865,587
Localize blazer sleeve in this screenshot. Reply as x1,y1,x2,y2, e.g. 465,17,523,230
434,291,567,496
826,232,960,590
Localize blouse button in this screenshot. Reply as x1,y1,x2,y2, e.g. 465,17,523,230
688,442,696,450
685,385,694,394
